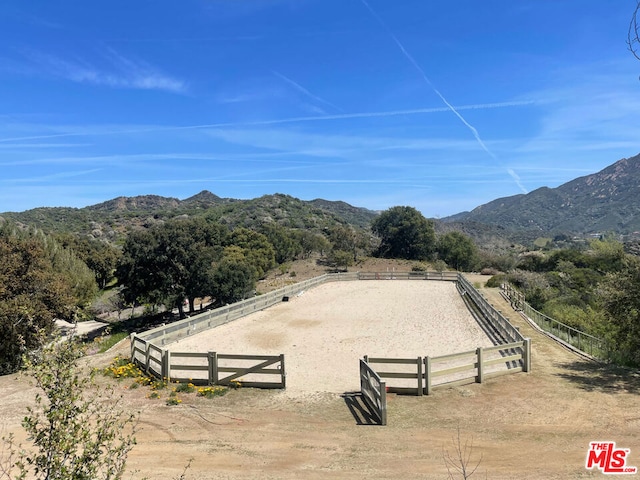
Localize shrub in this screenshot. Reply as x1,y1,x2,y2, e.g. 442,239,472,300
197,386,228,398
485,274,506,288
480,267,499,276
150,378,168,391
174,382,196,393
1,338,137,479
104,356,145,380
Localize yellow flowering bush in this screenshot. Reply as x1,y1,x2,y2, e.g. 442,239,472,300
103,356,145,380
104,357,234,405
175,382,196,393
196,386,228,398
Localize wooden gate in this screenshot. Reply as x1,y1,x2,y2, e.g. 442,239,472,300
359,359,387,425
216,354,286,389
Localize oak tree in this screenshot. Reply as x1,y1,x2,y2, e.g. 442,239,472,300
371,206,436,260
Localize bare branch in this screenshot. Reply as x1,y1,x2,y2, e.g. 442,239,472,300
628,1,640,61
443,426,484,480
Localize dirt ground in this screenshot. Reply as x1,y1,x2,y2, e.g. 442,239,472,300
1,263,639,479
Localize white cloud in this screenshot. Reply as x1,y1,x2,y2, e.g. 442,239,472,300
22,48,187,93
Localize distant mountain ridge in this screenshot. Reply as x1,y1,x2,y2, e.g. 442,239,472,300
3,153,640,242
1,191,378,240
444,153,640,235
86,194,182,212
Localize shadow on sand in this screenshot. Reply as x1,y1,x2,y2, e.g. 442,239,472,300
341,392,383,426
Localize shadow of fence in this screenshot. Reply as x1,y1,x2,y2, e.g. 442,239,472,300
341,392,384,426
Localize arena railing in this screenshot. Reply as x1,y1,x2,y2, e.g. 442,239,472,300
457,274,525,343
501,282,608,360
131,271,530,393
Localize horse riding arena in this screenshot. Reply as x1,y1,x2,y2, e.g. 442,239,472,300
168,280,498,397
3,274,638,479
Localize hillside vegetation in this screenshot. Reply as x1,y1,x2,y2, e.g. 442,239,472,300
1,192,378,242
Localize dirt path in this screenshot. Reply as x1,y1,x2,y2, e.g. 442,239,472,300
2,277,639,479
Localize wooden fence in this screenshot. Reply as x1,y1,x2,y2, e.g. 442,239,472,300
358,271,458,281
359,359,387,425
365,340,530,395
130,271,530,397
362,274,532,396
501,283,608,359
458,275,524,343
130,334,286,388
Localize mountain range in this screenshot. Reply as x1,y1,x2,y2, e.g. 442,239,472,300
0,192,378,241
2,153,639,242
443,153,640,236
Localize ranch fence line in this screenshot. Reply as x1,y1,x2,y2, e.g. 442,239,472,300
129,270,530,392
500,283,607,359
458,275,525,344
363,339,530,396
359,359,387,425
358,271,458,281
130,334,286,388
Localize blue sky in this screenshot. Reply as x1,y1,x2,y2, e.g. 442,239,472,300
1,1,639,217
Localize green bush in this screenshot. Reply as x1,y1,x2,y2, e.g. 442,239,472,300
485,274,506,288
1,338,137,479
174,382,196,394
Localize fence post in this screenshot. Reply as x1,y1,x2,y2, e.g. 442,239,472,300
208,351,217,385
145,341,151,375
380,380,387,426
577,331,581,352
523,338,531,373
424,357,432,395
280,353,286,389
476,347,484,384
164,350,171,383
129,333,136,362
417,357,423,396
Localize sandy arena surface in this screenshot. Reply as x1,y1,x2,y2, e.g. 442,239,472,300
169,281,496,396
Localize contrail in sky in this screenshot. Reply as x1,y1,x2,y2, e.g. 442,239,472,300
0,100,533,144
360,0,528,193
272,70,344,113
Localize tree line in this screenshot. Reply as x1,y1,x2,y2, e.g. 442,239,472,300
0,222,97,374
